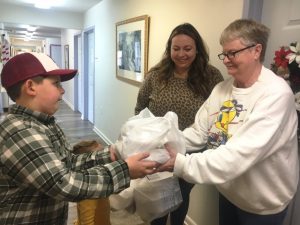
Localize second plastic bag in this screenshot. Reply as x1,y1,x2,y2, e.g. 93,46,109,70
134,175,183,222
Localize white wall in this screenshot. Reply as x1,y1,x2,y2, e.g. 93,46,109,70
83,1,244,224
262,0,300,69
85,0,243,143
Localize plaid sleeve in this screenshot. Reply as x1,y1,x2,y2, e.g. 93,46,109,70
2,125,130,202
70,148,113,170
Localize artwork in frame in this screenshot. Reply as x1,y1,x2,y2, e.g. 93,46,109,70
116,15,149,83
64,44,69,69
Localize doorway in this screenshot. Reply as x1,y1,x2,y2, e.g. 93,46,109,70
74,28,95,123
83,27,95,123
74,34,83,115
50,44,62,68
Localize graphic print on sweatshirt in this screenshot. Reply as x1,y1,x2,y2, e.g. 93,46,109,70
207,99,245,148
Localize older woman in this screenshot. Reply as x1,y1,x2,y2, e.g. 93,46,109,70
159,19,299,225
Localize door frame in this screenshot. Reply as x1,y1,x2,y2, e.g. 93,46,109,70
83,26,95,122
73,33,82,113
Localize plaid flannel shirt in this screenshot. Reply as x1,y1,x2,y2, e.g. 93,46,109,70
0,104,130,225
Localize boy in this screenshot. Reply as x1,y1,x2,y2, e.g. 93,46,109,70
0,52,158,225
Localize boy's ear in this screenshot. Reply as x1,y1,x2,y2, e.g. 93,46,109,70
23,79,37,96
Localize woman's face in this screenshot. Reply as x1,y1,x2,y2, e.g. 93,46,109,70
221,39,258,82
170,34,197,73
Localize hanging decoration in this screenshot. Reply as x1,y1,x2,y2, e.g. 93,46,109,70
271,41,300,140
1,34,10,65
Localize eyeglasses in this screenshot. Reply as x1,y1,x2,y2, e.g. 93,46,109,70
218,44,256,60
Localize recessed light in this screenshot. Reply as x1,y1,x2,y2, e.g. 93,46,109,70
27,26,37,32
34,3,51,9
30,0,64,9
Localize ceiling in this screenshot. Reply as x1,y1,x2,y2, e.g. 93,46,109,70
0,0,102,41
2,22,62,41
0,0,102,13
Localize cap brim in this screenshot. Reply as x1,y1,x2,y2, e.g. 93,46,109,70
45,69,78,82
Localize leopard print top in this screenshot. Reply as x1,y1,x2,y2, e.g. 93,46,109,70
135,65,224,130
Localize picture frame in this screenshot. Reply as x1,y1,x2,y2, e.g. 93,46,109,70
116,15,149,83
64,44,69,69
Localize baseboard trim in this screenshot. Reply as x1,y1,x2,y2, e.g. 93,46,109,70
62,98,75,111
93,126,113,145
184,215,197,225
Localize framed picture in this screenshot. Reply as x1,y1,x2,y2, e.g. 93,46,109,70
116,15,149,83
64,44,69,69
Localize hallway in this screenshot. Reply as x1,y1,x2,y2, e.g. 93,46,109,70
55,101,147,225
55,101,104,147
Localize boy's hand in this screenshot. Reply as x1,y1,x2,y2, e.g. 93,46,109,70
157,143,178,172
125,152,159,179
109,145,118,161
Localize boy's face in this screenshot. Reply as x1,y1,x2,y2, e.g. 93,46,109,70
34,76,65,115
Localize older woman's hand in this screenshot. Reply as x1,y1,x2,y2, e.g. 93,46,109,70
157,143,178,172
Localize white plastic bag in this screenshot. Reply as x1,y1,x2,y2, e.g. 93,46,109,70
109,184,135,212
134,175,183,222
115,108,186,163
110,109,185,212
109,172,175,212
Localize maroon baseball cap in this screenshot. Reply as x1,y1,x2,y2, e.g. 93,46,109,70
1,52,78,89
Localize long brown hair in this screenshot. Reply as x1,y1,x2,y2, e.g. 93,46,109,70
149,23,211,98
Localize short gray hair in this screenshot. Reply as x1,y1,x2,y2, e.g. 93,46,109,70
220,19,270,62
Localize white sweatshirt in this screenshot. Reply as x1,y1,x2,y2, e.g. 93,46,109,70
175,66,299,215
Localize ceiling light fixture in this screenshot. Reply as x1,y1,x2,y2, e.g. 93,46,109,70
29,0,64,9
34,3,51,9
27,26,37,32
25,31,34,37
